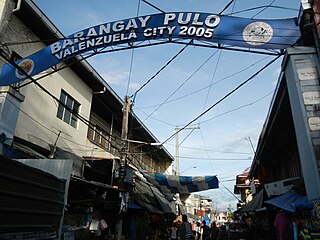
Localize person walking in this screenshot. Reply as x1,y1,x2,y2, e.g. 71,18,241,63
274,210,293,240
210,222,219,240
217,225,228,240
179,214,195,240
195,221,201,240
201,220,210,240
170,223,178,240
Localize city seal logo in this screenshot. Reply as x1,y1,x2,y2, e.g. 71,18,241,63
243,22,273,46
15,59,34,79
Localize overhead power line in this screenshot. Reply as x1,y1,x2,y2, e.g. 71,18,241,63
226,5,300,16
142,0,165,13
219,0,236,15
0,93,112,154
131,40,192,102
134,88,274,128
178,156,250,161
161,55,281,145
135,55,271,109
251,0,276,19
219,181,244,203
141,49,220,123
0,50,122,154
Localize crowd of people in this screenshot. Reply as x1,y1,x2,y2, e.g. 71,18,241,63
169,214,229,240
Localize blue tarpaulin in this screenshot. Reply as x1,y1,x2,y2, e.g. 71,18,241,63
142,173,219,197
265,191,313,212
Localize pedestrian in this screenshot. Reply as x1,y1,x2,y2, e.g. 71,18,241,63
170,222,178,240
179,214,195,240
195,221,201,240
201,220,210,240
210,222,219,240
274,210,293,240
217,225,228,240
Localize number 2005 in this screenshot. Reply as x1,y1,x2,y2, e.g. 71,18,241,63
179,26,214,38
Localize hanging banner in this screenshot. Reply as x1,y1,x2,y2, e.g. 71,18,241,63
0,12,300,86
143,172,219,196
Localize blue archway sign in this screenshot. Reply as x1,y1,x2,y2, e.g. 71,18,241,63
0,12,300,86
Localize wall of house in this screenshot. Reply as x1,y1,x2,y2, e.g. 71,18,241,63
0,0,172,173
0,4,94,156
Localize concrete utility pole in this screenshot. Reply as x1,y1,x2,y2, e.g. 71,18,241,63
115,95,131,240
174,125,200,175
119,96,131,188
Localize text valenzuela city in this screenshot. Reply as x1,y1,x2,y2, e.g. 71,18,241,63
50,12,221,60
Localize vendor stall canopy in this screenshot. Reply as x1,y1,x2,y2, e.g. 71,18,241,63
132,176,175,214
240,188,265,213
142,173,219,197
265,191,313,212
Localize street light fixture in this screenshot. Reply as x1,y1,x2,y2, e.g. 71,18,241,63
180,166,197,175
124,139,162,146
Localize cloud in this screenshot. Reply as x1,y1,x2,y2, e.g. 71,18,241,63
102,71,129,86
129,82,141,91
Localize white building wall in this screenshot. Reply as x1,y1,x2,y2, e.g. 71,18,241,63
0,2,116,159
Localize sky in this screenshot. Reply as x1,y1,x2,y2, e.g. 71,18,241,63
32,0,302,210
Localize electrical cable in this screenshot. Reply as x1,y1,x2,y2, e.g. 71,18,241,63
219,181,244,203
202,50,222,114
251,0,276,19
219,0,236,15
226,5,300,16
178,156,250,161
178,128,197,147
169,144,251,154
200,90,275,124
141,49,220,123
161,55,281,145
130,40,192,102
125,0,142,96
134,88,274,129
196,46,224,173
135,55,271,109
0,50,122,153
0,93,110,154
142,0,165,13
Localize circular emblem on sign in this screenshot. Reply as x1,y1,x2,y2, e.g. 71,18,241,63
243,22,273,46
15,59,34,78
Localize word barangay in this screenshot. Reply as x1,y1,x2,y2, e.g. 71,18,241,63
50,12,221,60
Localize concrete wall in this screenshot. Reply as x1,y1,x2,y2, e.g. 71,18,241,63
0,1,101,158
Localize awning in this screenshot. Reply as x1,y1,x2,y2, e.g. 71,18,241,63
132,177,175,214
240,189,264,212
142,173,219,197
265,191,312,212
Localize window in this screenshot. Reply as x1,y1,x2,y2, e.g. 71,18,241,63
57,90,80,128
87,124,109,149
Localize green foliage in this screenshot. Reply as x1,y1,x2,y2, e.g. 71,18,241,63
227,206,234,219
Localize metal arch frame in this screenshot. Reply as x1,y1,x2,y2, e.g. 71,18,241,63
13,38,283,89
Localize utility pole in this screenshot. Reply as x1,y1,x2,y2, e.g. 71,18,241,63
174,125,200,175
115,95,131,240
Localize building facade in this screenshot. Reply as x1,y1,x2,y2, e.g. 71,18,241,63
0,0,174,238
